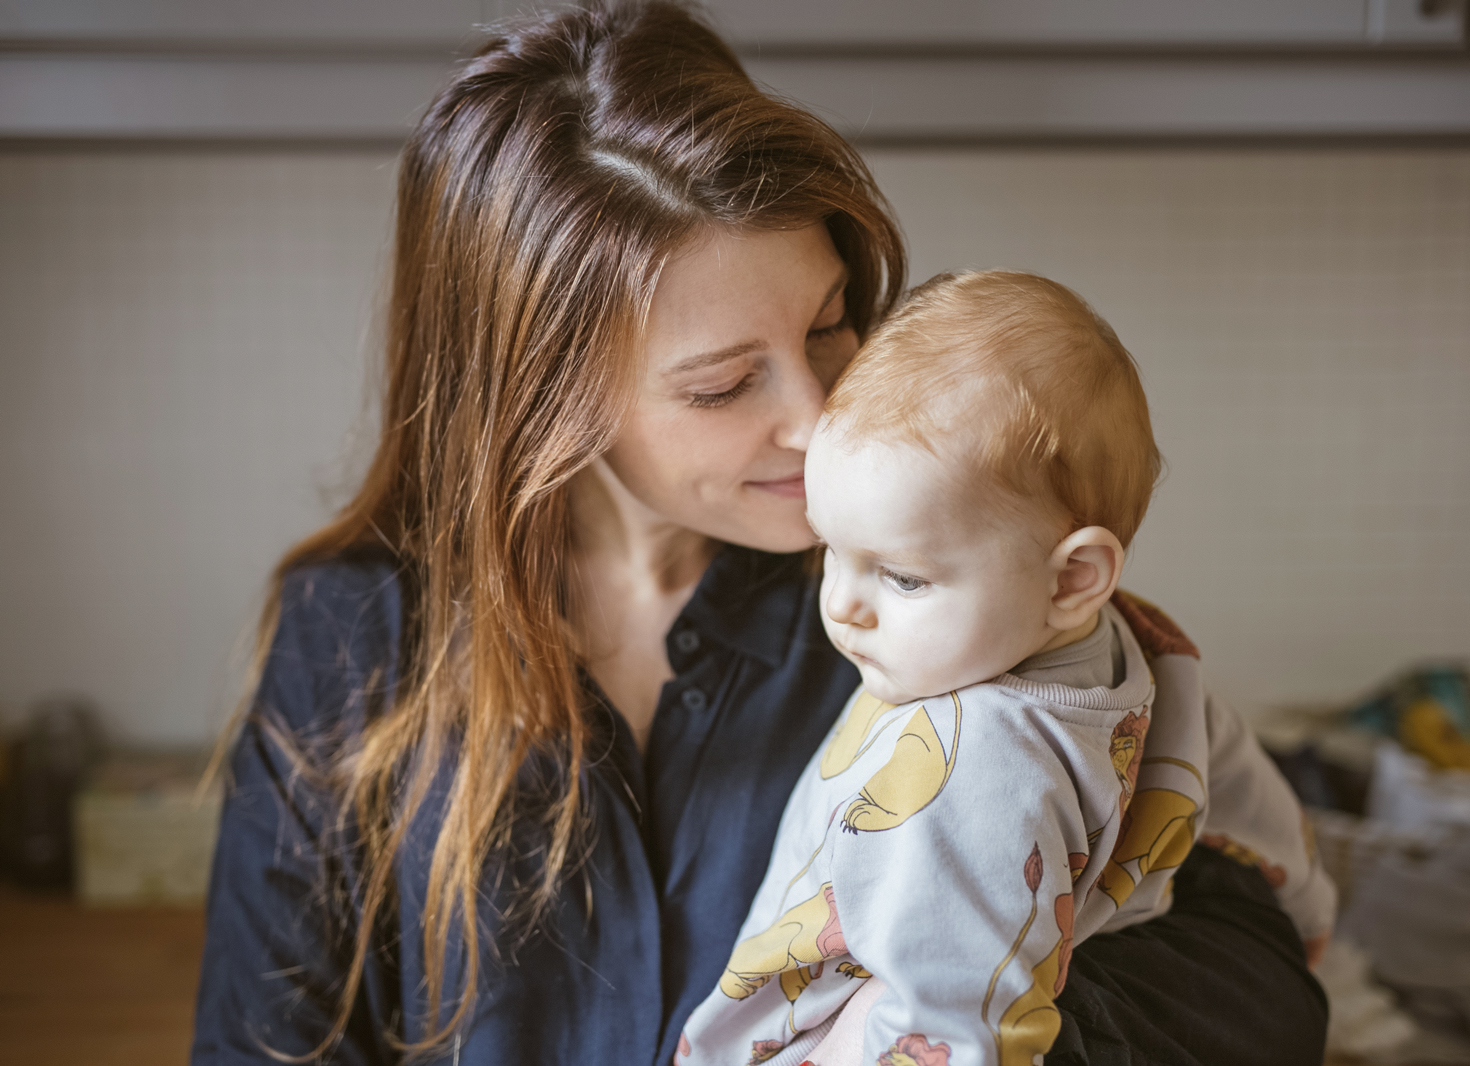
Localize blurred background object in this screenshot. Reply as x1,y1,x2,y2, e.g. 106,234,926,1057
0,2,1467,1064
73,750,221,906
0,697,103,887
1267,669,1470,1064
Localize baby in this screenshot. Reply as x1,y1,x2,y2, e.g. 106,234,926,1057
677,272,1335,1066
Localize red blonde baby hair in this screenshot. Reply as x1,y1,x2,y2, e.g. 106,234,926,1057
825,271,1162,548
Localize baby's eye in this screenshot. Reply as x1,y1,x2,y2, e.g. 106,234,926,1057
881,568,928,594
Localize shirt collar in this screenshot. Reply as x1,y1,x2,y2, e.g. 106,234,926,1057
677,545,812,668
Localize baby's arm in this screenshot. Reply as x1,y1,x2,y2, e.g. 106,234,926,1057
826,702,1093,1066
803,976,886,1066
1201,693,1337,965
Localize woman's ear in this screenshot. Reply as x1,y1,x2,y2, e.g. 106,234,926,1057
1045,526,1125,632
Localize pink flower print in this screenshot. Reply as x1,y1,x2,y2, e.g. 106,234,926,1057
748,1039,784,1064
878,1033,953,1066
816,883,847,958
1024,843,1043,895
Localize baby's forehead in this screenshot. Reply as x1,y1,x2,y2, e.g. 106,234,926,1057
808,423,1047,548
815,399,1022,504
818,372,1008,455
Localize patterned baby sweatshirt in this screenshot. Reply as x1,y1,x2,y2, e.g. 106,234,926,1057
677,592,1335,1066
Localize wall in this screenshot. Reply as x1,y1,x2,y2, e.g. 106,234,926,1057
0,150,395,742
0,146,1466,743
865,148,1470,720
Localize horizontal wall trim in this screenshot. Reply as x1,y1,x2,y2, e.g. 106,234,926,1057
4,133,1469,155
2,36,1466,60
746,54,1470,139
736,43,1469,62
3,50,1467,140
0,37,467,60
851,131,1470,150
0,135,409,153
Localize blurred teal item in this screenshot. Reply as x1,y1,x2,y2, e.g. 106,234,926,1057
1348,664,1470,771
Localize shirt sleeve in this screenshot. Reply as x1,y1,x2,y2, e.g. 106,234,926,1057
190,563,403,1066
1200,694,1337,940
827,697,1095,1066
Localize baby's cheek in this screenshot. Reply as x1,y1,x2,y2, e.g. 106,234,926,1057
893,619,962,691
914,617,997,691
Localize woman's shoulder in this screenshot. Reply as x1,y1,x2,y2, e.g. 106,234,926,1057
255,549,410,738
276,549,408,642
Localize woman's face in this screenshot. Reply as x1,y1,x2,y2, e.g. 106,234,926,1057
603,223,858,552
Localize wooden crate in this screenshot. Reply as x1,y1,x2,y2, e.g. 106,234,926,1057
72,751,222,906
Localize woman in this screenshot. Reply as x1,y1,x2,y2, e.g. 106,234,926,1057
191,4,1326,1064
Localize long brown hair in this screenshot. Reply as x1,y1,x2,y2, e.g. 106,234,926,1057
236,1,904,1056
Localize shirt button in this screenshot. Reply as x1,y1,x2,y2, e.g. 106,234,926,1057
674,630,700,654
681,688,707,713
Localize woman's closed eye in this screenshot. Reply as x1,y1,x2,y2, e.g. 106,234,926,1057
881,568,929,594
807,317,850,341
688,373,756,409
688,308,850,409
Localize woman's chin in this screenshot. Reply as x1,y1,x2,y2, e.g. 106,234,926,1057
716,492,817,554
735,523,818,555
723,518,816,554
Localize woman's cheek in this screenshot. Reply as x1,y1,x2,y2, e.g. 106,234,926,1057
683,409,757,485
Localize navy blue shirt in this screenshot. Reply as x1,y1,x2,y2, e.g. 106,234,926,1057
192,546,1326,1066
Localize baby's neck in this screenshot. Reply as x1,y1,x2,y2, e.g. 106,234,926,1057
1033,610,1100,657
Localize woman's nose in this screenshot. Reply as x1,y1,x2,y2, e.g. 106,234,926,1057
771,355,829,453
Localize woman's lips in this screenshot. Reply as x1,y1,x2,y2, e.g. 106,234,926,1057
746,473,805,499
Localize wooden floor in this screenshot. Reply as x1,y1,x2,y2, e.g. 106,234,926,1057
0,883,1402,1066
0,884,205,1066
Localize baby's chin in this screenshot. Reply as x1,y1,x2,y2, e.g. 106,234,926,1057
853,664,923,707
855,659,992,706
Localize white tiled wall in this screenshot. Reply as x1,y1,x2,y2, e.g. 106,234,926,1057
866,148,1470,722
0,151,396,742
0,147,1466,742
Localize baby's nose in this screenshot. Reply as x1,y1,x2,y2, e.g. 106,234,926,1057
824,585,877,629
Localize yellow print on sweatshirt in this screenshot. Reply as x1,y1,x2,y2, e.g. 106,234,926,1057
842,693,962,834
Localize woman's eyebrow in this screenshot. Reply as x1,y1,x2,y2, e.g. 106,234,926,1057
665,269,850,377
665,338,765,376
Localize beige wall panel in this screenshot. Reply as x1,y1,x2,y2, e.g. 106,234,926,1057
0,147,1465,741
864,147,1469,720
0,150,396,742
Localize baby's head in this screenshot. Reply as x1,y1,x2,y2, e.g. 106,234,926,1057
807,271,1161,704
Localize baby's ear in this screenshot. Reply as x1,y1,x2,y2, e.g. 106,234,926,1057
1046,526,1125,631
